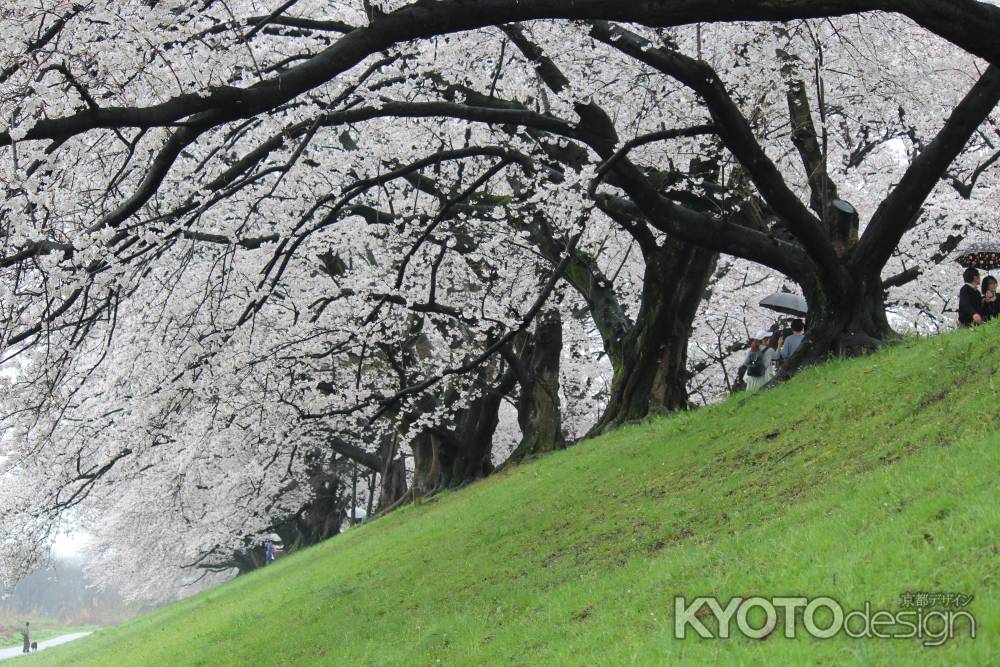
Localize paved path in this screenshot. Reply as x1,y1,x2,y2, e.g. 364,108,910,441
0,633,92,661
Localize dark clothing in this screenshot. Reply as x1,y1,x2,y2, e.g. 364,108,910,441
983,294,1000,322
958,284,983,326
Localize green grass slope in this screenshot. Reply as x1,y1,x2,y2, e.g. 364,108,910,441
34,327,1000,666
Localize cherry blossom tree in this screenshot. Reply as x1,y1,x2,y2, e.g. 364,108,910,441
2,1,1000,598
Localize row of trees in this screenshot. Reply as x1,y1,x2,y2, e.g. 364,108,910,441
0,1,997,600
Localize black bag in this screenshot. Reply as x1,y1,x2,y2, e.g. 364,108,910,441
746,351,766,378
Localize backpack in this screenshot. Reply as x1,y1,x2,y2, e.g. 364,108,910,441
746,351,766,378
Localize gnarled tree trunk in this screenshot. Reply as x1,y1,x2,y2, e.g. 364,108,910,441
410,368,516,496
778,271,894,379
590,241,717,434
377,453,409,511
506,307,566,464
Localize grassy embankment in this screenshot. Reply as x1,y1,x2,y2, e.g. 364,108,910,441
33,326,1000,665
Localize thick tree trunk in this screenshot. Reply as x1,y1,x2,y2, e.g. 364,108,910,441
410,431,443,499
506,307,566,464
443,388,503,484
283,475,345,549
232,470,347,575
234,550,266,575
377,453,408,511
777,271,894,379
410,369,515,496
410,427,491,498
590,241,717,434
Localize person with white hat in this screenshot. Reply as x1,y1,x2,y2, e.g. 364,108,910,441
742,329,778,392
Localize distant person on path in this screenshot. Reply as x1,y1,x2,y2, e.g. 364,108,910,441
778,319,805,363
982,275,999,322
958,267,984,327
21,622,29,654
265,540,282,564
743,330,778,392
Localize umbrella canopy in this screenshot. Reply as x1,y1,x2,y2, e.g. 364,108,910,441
955,242,1000,270
759,292,808,317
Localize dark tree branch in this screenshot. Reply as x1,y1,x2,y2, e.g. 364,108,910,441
248,15,356,34
853,65,1000,272
505,22,812,279
5,0,1000,148
780,62,841,218
591,21,845,291
326,436,383,471
368,232,580,422
946,148,1000,199
591,124,718,188
179,230,280,249
0,4,85,84
882,266,922,290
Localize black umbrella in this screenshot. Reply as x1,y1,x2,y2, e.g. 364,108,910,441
955,242,1000,270
759,292,808,317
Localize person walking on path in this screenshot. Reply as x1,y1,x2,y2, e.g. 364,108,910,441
778,319,805,363
982,275,999,322
743,330,778,392
20,622,29,654
264,541,274,564
959,267,984,327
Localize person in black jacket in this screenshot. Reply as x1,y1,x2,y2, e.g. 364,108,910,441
982,275,999,322
958,267,984,326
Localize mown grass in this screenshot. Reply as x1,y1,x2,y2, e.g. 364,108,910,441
32,325,1000,665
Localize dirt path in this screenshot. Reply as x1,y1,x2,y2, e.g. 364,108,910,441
0,632,92,661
